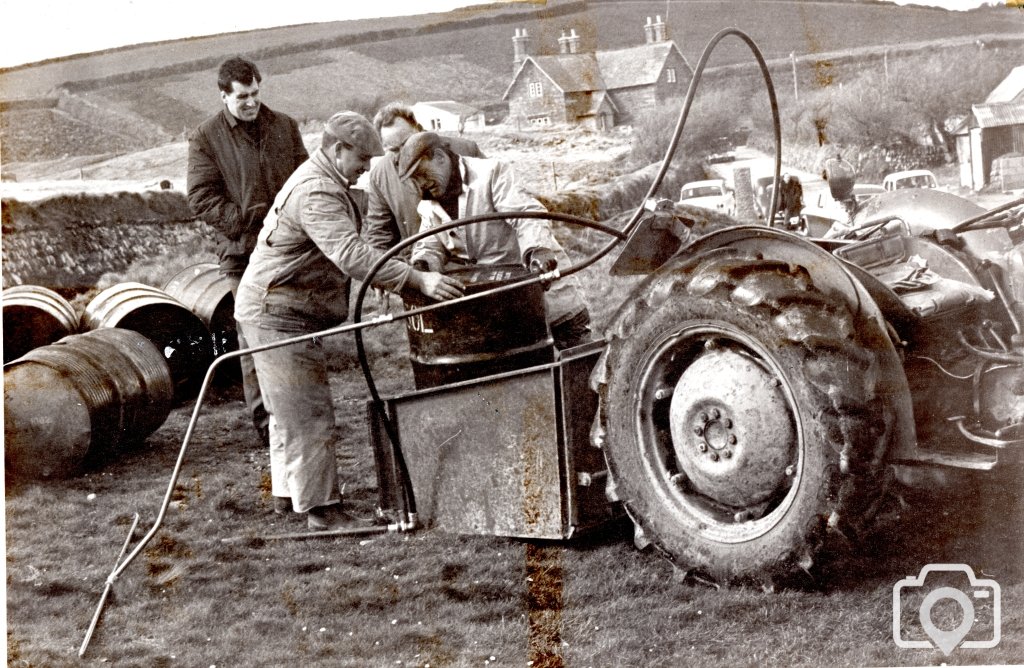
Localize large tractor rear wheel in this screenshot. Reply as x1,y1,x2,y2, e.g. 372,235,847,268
602,253,894,583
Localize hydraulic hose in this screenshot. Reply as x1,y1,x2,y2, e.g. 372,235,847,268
351,28,784,524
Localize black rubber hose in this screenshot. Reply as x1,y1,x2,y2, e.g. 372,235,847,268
352,27,782,520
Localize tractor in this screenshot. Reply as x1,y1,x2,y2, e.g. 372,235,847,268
79,29,1024,655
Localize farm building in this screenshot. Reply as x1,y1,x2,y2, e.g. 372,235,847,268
503,16,693,130
954,64,1024,191
412,101,485,133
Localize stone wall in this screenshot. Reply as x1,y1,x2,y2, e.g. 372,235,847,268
2,190,215,293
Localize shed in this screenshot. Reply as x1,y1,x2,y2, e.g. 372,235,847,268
954,64,1024,190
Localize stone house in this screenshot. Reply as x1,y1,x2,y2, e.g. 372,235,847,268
503,16,693,130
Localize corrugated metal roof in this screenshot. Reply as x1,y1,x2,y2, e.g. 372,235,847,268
595,42,679,90
973,101,1024,128
985,65,1024,104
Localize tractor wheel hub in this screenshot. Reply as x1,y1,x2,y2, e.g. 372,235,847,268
669,348,795,508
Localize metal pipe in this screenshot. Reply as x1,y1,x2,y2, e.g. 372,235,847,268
958,330,1023,364
79,513,139,657
951,195,1024,233
221,523,396,543
984,265,1023,337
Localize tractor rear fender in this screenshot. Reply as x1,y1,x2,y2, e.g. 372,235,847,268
596,225,916,461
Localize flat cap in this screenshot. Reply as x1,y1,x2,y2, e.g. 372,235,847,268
397,131,444,181
324,111,383,157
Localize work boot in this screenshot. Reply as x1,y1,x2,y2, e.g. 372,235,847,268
307,503,350,531
272,496,293,515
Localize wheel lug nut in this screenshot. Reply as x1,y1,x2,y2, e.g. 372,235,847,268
785,465,795,476
693,426,704,436
654,387,672,400
723,419,732,429
697,443,707,452
728,434,737,445
723,450,732,459
770,378,781,387
670,473,685,486
699,412,708,423
710,452,719,462
711,408,721,419
704,340,717,350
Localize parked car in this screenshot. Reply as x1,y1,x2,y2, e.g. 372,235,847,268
678,179,736,217
882,169,938,192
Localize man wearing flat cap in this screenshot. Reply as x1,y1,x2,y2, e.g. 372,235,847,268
235,112,463,532
363,102,485,252
399,131,591,350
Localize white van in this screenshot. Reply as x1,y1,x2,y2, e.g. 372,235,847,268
882,169,938,192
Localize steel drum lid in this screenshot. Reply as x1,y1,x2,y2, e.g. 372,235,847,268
4,328,174,479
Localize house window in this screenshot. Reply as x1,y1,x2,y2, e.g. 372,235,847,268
666,68,677,83
529,81,543,98
528,114,550,126
430,119,442,130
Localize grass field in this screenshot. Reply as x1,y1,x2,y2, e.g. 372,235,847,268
6,319,1023,667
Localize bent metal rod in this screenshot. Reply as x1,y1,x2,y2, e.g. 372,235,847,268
77,251,607,658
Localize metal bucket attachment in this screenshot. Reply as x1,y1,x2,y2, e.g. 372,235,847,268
2,285,78,363
4,328,174,479
82,281,213,400
369,342,616,539
402,264,554,389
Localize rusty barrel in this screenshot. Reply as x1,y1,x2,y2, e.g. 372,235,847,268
163,263,240,380
2,285,78,363
4,328,174,479
82,281,213,400
403,264,554,389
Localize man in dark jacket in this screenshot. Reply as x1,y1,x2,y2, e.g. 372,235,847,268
187,57,308,467
363,103,484,252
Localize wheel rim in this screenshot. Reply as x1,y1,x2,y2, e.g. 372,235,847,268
633,323,803,543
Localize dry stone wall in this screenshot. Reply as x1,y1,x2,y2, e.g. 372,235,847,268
2,190,215,293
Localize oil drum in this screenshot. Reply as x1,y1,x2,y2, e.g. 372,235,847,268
2,285,78,363
81,281,213,400
4,328,174,479
163,263,240,380
403,264,554,389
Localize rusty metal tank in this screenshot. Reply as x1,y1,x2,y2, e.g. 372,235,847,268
2,285,79,363
81,281,213,400
163,263,240,380
4,328,174,479
402,264,554,389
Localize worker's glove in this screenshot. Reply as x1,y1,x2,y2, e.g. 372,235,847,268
412,259,430,272
526,248,558,274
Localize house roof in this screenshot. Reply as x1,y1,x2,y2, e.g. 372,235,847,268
414,101,482,117
581,90,617,117
985,65,1024,104
529,54,605,93
596,41,685,89
502,40,690,101
972,101,1024,129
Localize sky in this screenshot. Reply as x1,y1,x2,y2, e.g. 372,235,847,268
0,0,998,69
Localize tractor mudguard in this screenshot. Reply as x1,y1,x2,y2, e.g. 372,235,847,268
599,225,916,463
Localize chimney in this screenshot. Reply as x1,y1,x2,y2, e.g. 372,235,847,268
568,28,580,54
644,16,654,44
558,28,581,54
558,29,570,54
513,28,532,72
652,15,667,42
